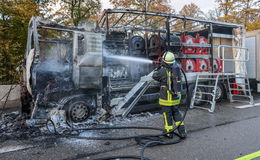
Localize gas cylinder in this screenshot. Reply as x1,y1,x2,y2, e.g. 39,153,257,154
149,35,165,57
195,34,209,55
196,59,209,72
181,59,196,72
169,35,181,53
213,59,220,72
207,59,223,72
130,36,145,55
180,33,196,54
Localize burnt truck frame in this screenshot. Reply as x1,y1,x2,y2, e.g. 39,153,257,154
21,9,244,123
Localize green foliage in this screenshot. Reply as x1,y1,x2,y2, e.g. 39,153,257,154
174,3,205,31
0,0,39,84
215,0,260,30
54,0,101,26
109,0,175,29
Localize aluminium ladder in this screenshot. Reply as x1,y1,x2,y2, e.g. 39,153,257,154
111,72,154,117
190,45,254,112
190,73,220,112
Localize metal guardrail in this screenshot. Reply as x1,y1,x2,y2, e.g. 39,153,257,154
217,45,249,62
217,45,249,73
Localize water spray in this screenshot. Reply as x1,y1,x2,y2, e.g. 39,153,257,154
106,55,153,64
105,55,163,68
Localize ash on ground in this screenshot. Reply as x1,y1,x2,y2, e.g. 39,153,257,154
0,112,43,142
0,111,160,144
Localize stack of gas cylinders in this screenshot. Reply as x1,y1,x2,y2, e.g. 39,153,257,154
180,33,222,73
129,33,222,72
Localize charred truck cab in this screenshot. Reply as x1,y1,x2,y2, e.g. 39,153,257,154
22,9,247,124
22,17,104,123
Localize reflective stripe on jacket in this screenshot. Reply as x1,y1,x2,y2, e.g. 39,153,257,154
152,62,181,106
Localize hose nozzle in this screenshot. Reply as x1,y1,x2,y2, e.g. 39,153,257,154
152,57,162,65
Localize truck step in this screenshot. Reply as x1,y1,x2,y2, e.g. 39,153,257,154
197,85,215,88
193,99,212,103
229,88,250,91
196,92,213,95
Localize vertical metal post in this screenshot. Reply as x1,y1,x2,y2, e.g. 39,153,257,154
209,23,214,73
106,13,109,37
166,18,170,51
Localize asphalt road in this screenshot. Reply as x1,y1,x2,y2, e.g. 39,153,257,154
1,100,260,160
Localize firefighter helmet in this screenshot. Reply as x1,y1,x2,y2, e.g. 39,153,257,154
162,51,175,64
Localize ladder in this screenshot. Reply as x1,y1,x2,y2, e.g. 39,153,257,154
190,73,220,112
190,45,254,112
227,73,254,104
111,72,153,117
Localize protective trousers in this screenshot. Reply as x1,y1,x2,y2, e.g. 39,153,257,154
161,105,184,135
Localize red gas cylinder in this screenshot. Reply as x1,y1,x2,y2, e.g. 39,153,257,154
207,59,223,72
213,59,220,72
181,59,196,72
232,80,239,95
195,34,209,55
180,34,196,54
219,57,223,72
196,59,209,72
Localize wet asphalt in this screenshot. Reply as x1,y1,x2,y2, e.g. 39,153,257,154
1,95,260,160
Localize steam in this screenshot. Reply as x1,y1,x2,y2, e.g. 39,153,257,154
37,59,69,73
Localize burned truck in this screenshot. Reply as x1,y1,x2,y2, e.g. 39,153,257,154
21,9,248,124
21,16,157,124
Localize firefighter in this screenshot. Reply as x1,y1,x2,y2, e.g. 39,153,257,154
152,51,187,138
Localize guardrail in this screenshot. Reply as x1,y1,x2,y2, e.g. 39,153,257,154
217,45,249,73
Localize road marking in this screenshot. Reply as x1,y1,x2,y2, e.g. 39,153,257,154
235,150,260,160
235,103,260,109
0,145,33,154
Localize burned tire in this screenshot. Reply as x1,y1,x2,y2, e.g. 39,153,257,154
188,84,206,106
65,96,96,123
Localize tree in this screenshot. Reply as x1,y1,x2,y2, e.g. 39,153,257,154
179,3,204,18
0,0,39,84
110,0,173,12
53,0,101,26
215,0,260,30
216,0,237,16
206,9,221,21
174,3,205,31
236,0,260,30
109,0,175,29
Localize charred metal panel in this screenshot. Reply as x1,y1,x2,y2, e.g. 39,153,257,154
73,32,105,89
79,66,102,88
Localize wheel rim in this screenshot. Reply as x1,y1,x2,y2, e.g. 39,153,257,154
215,86,222,100
69,102,90,122
194,88,203,104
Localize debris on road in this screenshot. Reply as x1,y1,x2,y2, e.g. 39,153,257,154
0,112,43,142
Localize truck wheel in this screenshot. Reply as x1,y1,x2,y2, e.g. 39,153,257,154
65,96,96,123
214,83,225,102
188,84,206,106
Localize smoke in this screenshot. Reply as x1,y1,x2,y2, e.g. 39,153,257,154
78,54,102,66
36,59,70,73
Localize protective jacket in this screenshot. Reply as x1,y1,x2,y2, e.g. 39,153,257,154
152,62,182,106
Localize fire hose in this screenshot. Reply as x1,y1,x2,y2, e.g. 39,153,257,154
46,67,190,160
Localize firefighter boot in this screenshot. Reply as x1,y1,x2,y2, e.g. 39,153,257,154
177,125,187,139
162,129,174,138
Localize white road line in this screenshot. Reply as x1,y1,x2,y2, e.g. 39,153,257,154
235,102,260,109
0,145,33,154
